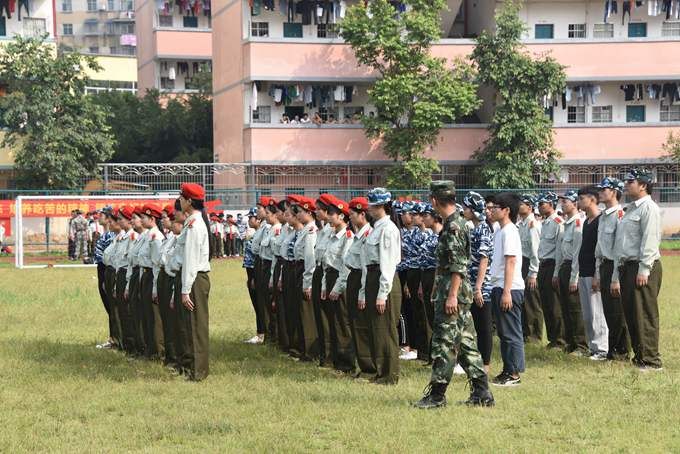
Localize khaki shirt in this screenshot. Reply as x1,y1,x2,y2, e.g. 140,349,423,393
614,195,662,277
112,229,131,272
102,232,118,268
167,228,186,276
260,222,281,261
554,213,583,285
322,226,354,295
595,204,623,282
270,223,294,286
337,223,371,294
125,229,146,292
160,232,176,276
181,211,211,294
315,223,333,264
138,226,163,293
250,221,269,256
518,213,541,278
294,221,317,289
359,215,401,302
538,212,564,261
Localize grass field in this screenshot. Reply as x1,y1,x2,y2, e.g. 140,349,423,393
1,259,679,452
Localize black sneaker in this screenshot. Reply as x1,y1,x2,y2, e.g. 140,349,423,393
491,372,521,387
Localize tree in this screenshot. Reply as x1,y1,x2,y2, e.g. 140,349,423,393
662,131,680,163
91,89,213,163
341,0,480,189
0,36,115,190
471,0,566,189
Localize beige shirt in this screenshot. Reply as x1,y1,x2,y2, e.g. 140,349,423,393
315,223,334,264
336,222,371,295
321,225,354,295
359,215,401,302
125,229,146,292
538,212,564,261
554,212,583,285
112,229,131,272
595,204,623,282
614,195,662,277
518,213,541,278
294,221,317,289
181,212,211,294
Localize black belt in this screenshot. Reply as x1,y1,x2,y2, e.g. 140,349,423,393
366,264,380,271
562,260,572,266
346,266,361,272
133,266,140,272
295,260,304,266
602,258,614,264
540,259,555,265
143,266,152,272
262,259,272,264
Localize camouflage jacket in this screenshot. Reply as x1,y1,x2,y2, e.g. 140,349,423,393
434,211,473,306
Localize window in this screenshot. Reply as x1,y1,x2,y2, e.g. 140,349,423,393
660,103,680,122
626,105,645,122
84,21,98,34
593,23,614,38
567,106,585,124
110,46,135,55
535,24,554,39
120,0,133,10
568,23,586,38
89,46,100,54
252,106,271,123
285,187,305,195
319,107,339,122
317,23,339,38
592,106,613,123
107,0,116,9
662,21,680,37
62,0,72,11
251,21,269,37
628,22,647,37
283,22,303,38
183,16,198,28
159,15,173,27
0,17,5,37
343,106,364,120
62,24,73,35
161,77,175,90
87,0,97,10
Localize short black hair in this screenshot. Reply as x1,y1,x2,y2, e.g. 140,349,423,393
277,199,289,211
265,204,278,214
577,185,599,200
485,194,495,205
494,192,520,221
432,194,456,206
174,198,182,211
641,181,654,195
326,205,342,217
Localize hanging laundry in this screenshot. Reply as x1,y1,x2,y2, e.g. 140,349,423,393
621,0,631,24
252,82,258,109
168,67,176,80
649,0,660,15
263,0,274,10
604,0,618,23
334,85,345,102
274,88,283,104
303,85,313,106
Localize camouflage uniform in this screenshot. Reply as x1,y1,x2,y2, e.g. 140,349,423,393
416,181,493,409
430,212,486,385
72,214,89,260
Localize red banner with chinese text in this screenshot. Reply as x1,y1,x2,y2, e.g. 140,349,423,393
0,199,177,219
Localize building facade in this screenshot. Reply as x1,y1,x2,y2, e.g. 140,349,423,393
56,0,136,56
211,0,680,194
135,0,212,95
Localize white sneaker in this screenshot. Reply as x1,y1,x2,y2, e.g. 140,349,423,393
399,350,418,361
453,363,466,375
589,352,608,361
96,341,113,350
244,335,263,344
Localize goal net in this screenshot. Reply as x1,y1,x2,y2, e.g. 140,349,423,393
11,194,177,269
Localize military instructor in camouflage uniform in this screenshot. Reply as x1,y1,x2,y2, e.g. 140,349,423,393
415,181,494,409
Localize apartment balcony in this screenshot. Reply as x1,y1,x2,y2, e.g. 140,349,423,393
244,123,680,164
244,38,680,81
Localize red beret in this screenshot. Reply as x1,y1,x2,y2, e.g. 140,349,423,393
349,197,369,212
258,196,276,207
163,204,174,216
142,203,163,219
118,205,134,221
286,194,301,205
298,196,316,212
133,205,144,216
326,195,349,216
181,183,205,201
317,193,333,207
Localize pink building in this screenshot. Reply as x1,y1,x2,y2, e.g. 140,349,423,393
135,0,212,95
212,0,680,193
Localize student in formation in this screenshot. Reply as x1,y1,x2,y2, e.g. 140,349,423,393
243,208,262,344
138,203,165,360
517,195,544,343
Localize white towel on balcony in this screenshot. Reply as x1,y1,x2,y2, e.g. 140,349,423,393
252,83,258,109
168,67,176,80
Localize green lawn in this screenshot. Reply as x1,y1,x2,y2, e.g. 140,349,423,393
1,259,679,452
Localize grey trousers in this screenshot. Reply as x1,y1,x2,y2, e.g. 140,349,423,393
578,277,609,356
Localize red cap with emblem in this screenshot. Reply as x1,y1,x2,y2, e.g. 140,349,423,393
163,204,174,216
287,194,301,205
180,183,205,201
118,205,134,221
133,205,144,216
142,203,163,219
258,196,277,207
317,193,333,208
349,197,368,212
298,196,316,212
326,195,349,216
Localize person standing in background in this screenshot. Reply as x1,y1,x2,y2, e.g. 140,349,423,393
518,195,544,343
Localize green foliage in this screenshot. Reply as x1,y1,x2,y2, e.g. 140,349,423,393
91,89,213,163
471,0,567,189
662,131,680,164
341,0,479,189
0,36,116,190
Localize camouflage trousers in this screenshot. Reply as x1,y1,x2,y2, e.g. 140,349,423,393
430,276,486,385
75,233,88,259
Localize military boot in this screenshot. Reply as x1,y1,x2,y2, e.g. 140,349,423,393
465,375,495,407
413,383,448,409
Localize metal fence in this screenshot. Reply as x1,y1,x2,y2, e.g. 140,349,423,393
2,162,680,208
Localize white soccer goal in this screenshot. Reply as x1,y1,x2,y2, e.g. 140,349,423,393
14,194,177,269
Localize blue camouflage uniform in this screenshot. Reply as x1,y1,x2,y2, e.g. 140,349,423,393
468,222,494,301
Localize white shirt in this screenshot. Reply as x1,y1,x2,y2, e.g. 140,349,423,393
181,211,211,294
489,222,524,291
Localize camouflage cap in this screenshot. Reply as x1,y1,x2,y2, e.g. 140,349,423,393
429,180,456,198
519,194,537,207
367,187,392,206
596,176,625,193
558,190,579,203
625,168,654,184
536,191,558,207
